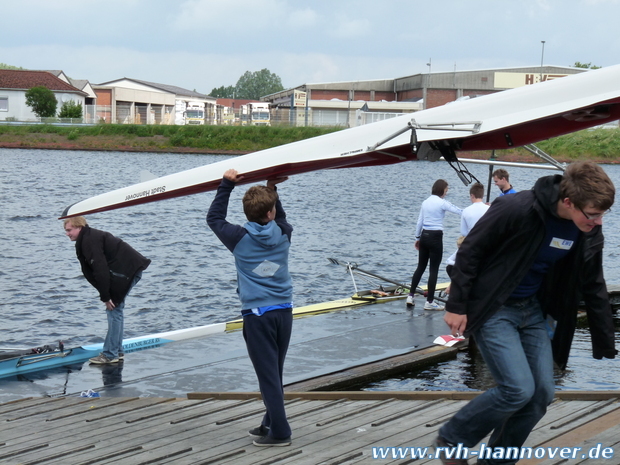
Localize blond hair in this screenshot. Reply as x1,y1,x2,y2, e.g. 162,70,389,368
63,216,88,228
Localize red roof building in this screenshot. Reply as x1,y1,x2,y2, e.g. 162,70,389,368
0,69,85,93
0,69,87,121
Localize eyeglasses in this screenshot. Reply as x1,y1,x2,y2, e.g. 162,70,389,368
578,206,611,220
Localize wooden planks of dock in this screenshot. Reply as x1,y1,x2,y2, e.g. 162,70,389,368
0,391,619,464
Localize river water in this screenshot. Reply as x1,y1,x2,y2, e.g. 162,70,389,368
1,148,619,394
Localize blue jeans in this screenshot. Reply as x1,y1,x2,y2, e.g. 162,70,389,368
102,271,142,359
439,296,555,463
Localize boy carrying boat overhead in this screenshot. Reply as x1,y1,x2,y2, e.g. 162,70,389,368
434,161,617,465
207,169,293,448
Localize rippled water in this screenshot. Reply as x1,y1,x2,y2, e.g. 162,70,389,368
362,317,620,392
1,148,619,390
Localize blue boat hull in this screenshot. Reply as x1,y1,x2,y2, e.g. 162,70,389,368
0,335,175,379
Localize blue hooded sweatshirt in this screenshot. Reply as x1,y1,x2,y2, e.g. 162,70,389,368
207,178,293,311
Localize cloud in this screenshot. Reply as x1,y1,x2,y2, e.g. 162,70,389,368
287,8,319,28
328,18,373,39
172,0,286,31
2,0,620,95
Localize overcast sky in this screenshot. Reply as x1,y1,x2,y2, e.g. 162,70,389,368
3,0,619,95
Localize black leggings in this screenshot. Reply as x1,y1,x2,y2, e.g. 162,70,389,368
410,230,443,302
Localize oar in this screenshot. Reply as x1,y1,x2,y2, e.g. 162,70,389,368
327,258,447,303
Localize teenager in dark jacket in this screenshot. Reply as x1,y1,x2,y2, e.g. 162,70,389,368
434,161,616,465
64,216,150,364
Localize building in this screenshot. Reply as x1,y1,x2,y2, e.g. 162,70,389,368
46,70,98,122
0,69,87,121
265,79,423,127
94,78,216,125
45,70,97,105
394,65,586,109
0,65,591,127
262,65,586,127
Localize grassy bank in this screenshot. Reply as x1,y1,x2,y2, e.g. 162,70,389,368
0,123,618,162
0,124,343,154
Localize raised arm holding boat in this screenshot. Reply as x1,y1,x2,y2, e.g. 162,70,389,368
207,169,294,448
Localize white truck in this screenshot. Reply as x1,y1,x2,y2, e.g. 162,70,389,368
175,100,205,125
184,101,206,125
221,106,235,125
239,102,270,126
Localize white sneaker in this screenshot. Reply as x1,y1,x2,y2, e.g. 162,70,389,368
89,353,120,364
406,295,414,306
424,300,445,311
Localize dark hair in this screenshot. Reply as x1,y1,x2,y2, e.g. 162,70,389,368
242,185,278,224
559,161,615,210
431,179,448,196
492,168,509,181
469,182,484,199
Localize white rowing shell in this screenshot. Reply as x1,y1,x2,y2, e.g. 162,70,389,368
61,64,620,218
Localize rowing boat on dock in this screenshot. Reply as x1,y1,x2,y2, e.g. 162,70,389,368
2,272,613,381
0,296,383,379
0,323,227,379
0,259,447,379
223,258,446,330
0,293,455,403
225,285,415,331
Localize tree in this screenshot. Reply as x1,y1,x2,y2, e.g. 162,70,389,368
573,61,601,69
209,85,236,98
234,69,284,100
0,63,24,70
25,86,57,117
58,100,83,118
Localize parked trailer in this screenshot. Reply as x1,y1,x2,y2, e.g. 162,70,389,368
175,100,205,125
239,102,271,126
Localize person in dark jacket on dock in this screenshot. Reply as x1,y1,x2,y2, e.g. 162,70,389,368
434,161,617,465
64,216,151,365
207,169,293,448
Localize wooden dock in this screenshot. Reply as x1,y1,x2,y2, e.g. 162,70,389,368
1,391,619,465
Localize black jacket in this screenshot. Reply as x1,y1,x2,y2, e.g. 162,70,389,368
447,174,616,369
75,226,151,305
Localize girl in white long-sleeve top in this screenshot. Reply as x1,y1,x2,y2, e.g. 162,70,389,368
407,179,462,310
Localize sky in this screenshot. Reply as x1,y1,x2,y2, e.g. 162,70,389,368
2,0,620,95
